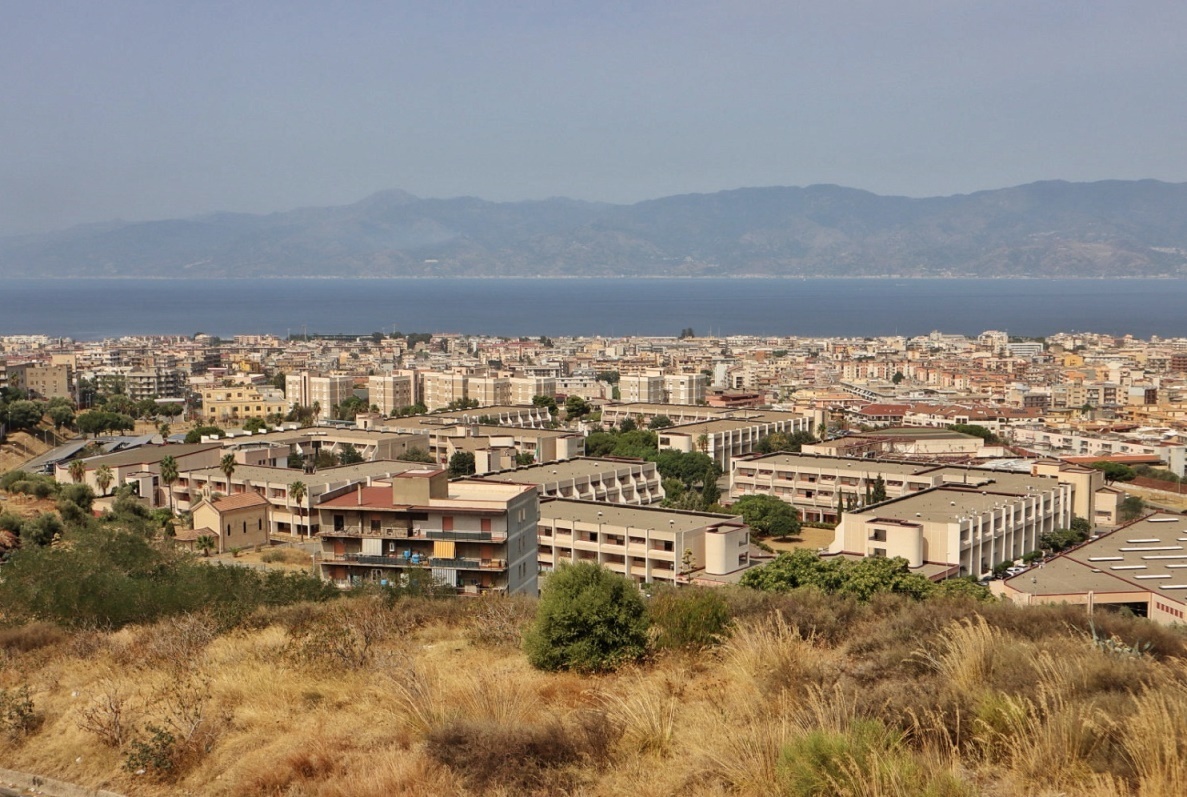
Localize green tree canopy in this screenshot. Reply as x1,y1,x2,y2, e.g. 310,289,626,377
732,494,801,540
523,563,650,673
448,451,476,478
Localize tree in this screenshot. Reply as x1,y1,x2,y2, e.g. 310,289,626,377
448,451,476,478
196,534,217,557
564,395,590,420
1090,461,1136,484
68,459,87,484
219,454,237,489
514,452,535,466
243,417,267,433
523,562,650,673
6,400,43,430
678,327,696,339
338,443,364,465
946,424,1001,445
732,494,801,540
892,371,905,385
184,426,224,444
399,447,436,464
159,455,179,516
532,395,558,416
871,475,888,503
619,416,637,433
288,481,308,538
48,404,75,431
1119,496,1147,522
95,465,114,496
648,415,673,430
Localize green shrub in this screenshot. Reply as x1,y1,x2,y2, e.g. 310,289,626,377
0,685,41,740
648,586,732,651
523,562,649,673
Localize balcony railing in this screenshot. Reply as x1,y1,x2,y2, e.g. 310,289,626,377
320,525,507,542
320,553,508,570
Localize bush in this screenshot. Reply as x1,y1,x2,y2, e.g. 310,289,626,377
648,586,732,651
523,563,649,673
0,685,41,740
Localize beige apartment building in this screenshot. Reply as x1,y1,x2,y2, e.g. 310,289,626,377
828,470,1073,579
468,376,512,407
422,372,469,411
664,373,708,405
620,373,665,404
316,469,539,595
7,362,73,400
658,412,812,468
200,385,288,423
538,499,752,585
509,376,557,405
367,373,414,415
479,456,665,505
285,373,355,420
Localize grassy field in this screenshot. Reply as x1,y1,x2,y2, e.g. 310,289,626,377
3,590,1187,796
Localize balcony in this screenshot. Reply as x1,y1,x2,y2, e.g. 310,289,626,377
320,525,506,542
321,552,508,570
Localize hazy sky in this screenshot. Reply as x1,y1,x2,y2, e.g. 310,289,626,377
3,1,1186,235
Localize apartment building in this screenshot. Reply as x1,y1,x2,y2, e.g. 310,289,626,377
478,457,664,505
538,499,752,585
601,403,724,427
285,373,355,420
422,372,469,411
200,385,288,423
172,460,421,537
126,368,186,400
385,417,582,471
367,373,414,415
663,373,708,405
620,373,665,403
828,470,1073,579
316,469,539,595
468,376,512,407
1011,427,1187,477
657,412,812,468
510,376,557,405
7,362,73,400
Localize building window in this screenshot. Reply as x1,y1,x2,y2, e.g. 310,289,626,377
334,514,345,531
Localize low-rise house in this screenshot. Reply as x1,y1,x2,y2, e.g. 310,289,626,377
190,492,271,553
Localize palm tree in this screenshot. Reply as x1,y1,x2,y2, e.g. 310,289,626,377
159,455,179,516
288,480,308,538
219,453,237,492
95,465,114,496
196,534,217,557
68,459,86,484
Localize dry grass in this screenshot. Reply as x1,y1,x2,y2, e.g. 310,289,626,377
2,595,1187,795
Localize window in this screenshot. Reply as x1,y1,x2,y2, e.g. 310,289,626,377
442,516,454,531
334,514,345,531
481,518,491,532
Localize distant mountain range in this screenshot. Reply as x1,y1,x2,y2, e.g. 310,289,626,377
3,180,1187,278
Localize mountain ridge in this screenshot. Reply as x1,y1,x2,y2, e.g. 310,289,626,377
3,180,1186,278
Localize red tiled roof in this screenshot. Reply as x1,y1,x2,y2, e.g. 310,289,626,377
211,492,270,512
319,485,406,510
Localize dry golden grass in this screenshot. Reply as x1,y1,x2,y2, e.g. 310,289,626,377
2,596,1187,796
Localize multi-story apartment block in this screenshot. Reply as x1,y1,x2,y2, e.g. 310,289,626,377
657,412,812,468
828,470,1073,579
537,499,752,585
663,373,707,405
509,376,557,405
126,368,186,400
468,376,512,407
200,385,288,423
285,373,355,420
479,457,665,505
367,373,414,415
422,372,469,411
620,373,665,403
316,469,539,595
7,362,73,400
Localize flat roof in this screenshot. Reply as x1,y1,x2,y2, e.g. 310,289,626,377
480,457,654,485
80,443,222,468
1004,514,1187,604
539,498,742,534
738,453,927,476
182,460,420,485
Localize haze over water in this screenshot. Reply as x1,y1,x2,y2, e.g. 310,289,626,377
4,278,1186,341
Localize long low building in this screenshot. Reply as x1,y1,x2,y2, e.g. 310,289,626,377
538,499,753,586
998,513,1187,625
828,469,1074,579
477,456,664,505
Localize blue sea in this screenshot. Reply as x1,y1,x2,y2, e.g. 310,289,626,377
3,278,1187,340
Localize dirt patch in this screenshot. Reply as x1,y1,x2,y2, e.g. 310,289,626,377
765,525,836,552
0,493,59,519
